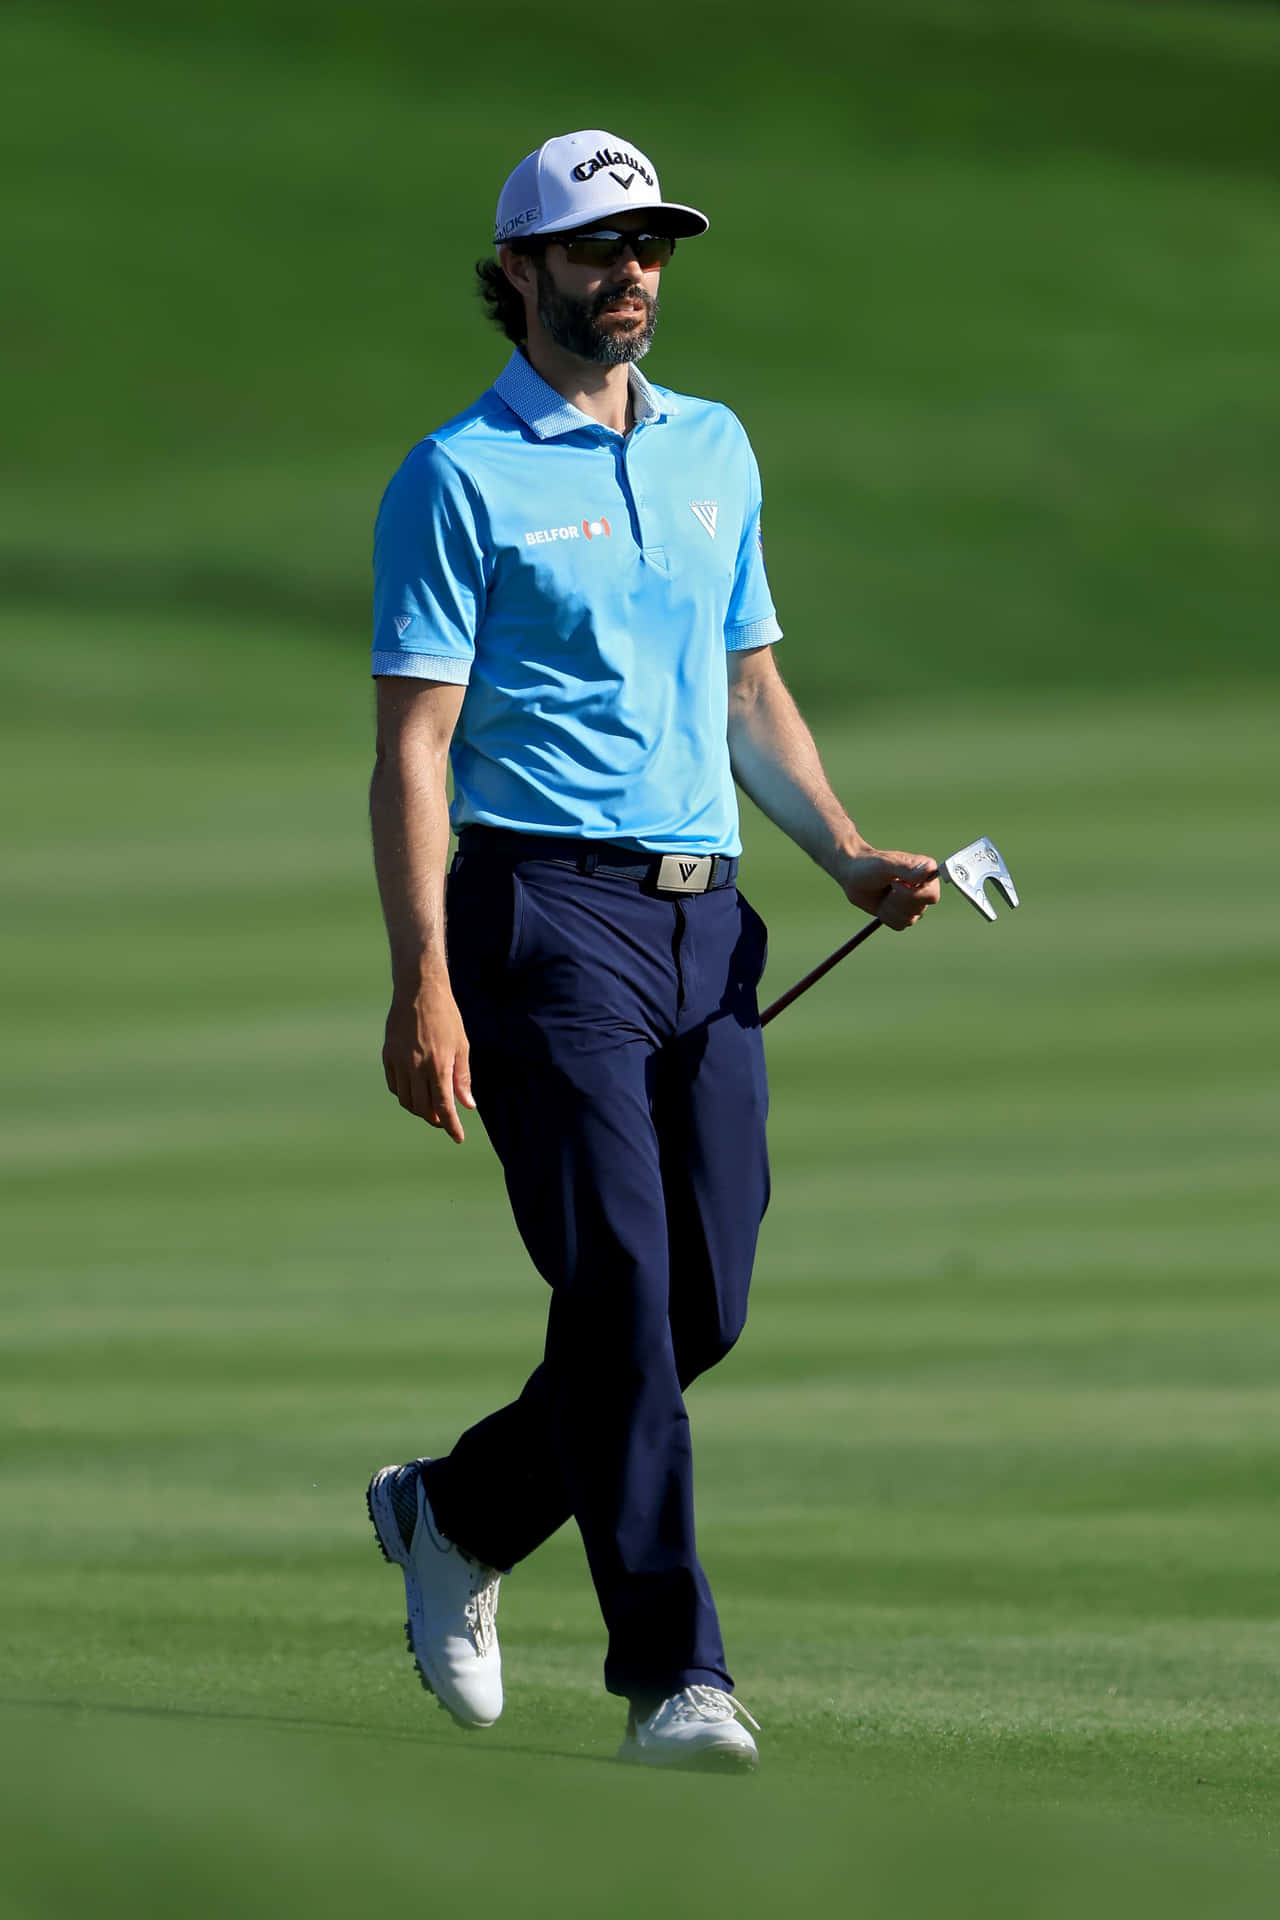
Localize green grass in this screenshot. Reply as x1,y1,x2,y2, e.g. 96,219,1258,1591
5,1714,1276,1920
2,606,1278,1910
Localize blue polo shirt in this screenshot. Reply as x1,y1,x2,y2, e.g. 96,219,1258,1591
372,350,782,854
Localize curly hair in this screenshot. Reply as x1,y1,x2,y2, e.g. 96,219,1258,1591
475,255,531,344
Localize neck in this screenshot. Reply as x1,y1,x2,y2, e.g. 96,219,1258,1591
521,332,634,434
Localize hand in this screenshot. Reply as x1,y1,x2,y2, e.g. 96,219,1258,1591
838,848,941,930
382,978,477,1143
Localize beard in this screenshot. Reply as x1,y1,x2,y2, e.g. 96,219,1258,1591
534,266,659,365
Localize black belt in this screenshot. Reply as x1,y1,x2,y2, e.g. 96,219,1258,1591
455,827,738,896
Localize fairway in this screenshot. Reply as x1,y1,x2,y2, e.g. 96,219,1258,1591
4,0,1279,1908
3,605,1278,1910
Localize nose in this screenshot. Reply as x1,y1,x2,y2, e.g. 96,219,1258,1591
609,243,647,280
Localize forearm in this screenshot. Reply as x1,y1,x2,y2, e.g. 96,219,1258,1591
726,647,939,927
369,677,465,992
370,746,453,992
370,678,473,1139
727,654,868,882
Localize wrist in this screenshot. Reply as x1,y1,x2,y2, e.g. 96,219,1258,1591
826,829,873,887
390,953,451,1000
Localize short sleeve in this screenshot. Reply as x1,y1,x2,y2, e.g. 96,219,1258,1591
371,440,488,680
724,439,782,652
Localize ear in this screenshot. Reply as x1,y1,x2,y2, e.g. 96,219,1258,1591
499,245,538,299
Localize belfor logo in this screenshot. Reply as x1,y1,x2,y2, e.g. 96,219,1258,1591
522,518,612,545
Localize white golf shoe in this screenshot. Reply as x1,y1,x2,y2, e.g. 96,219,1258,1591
366,1461,503,1729
617,1686,760,1772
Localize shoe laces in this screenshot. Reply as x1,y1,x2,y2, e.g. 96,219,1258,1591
462,1558,501,1656
662,1685,760,1732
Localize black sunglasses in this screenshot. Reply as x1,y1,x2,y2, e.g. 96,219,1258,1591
553,230,676,270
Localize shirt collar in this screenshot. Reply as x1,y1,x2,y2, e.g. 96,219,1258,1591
492,349,674,441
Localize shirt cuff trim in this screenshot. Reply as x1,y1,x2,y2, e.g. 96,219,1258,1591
371,650,472,684
726,614,783,652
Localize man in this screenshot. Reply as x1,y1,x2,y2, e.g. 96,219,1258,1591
366,129,938,1773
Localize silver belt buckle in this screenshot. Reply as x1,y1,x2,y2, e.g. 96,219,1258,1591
656,854,714,894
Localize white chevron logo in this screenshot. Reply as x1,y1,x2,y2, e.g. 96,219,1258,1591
690,500,718,539
394,613,413,636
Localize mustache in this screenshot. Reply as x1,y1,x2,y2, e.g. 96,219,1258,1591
593,286,655,320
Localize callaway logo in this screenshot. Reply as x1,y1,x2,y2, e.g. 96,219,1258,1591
677,860,700,883
570,147,656,188
690,500,719,539
394,613,413,636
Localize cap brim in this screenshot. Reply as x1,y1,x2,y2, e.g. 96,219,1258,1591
520,199,709,241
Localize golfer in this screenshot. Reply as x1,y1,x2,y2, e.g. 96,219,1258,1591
366,129,939,1772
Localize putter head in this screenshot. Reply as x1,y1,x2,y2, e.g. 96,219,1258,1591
942,837,1019,922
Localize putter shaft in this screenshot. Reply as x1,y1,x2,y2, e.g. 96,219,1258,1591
759,867,939,1028
758,916,884,1027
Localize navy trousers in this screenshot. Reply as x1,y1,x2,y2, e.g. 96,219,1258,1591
421,839,770,1703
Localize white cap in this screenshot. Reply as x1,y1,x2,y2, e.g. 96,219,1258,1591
494,129,709,247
